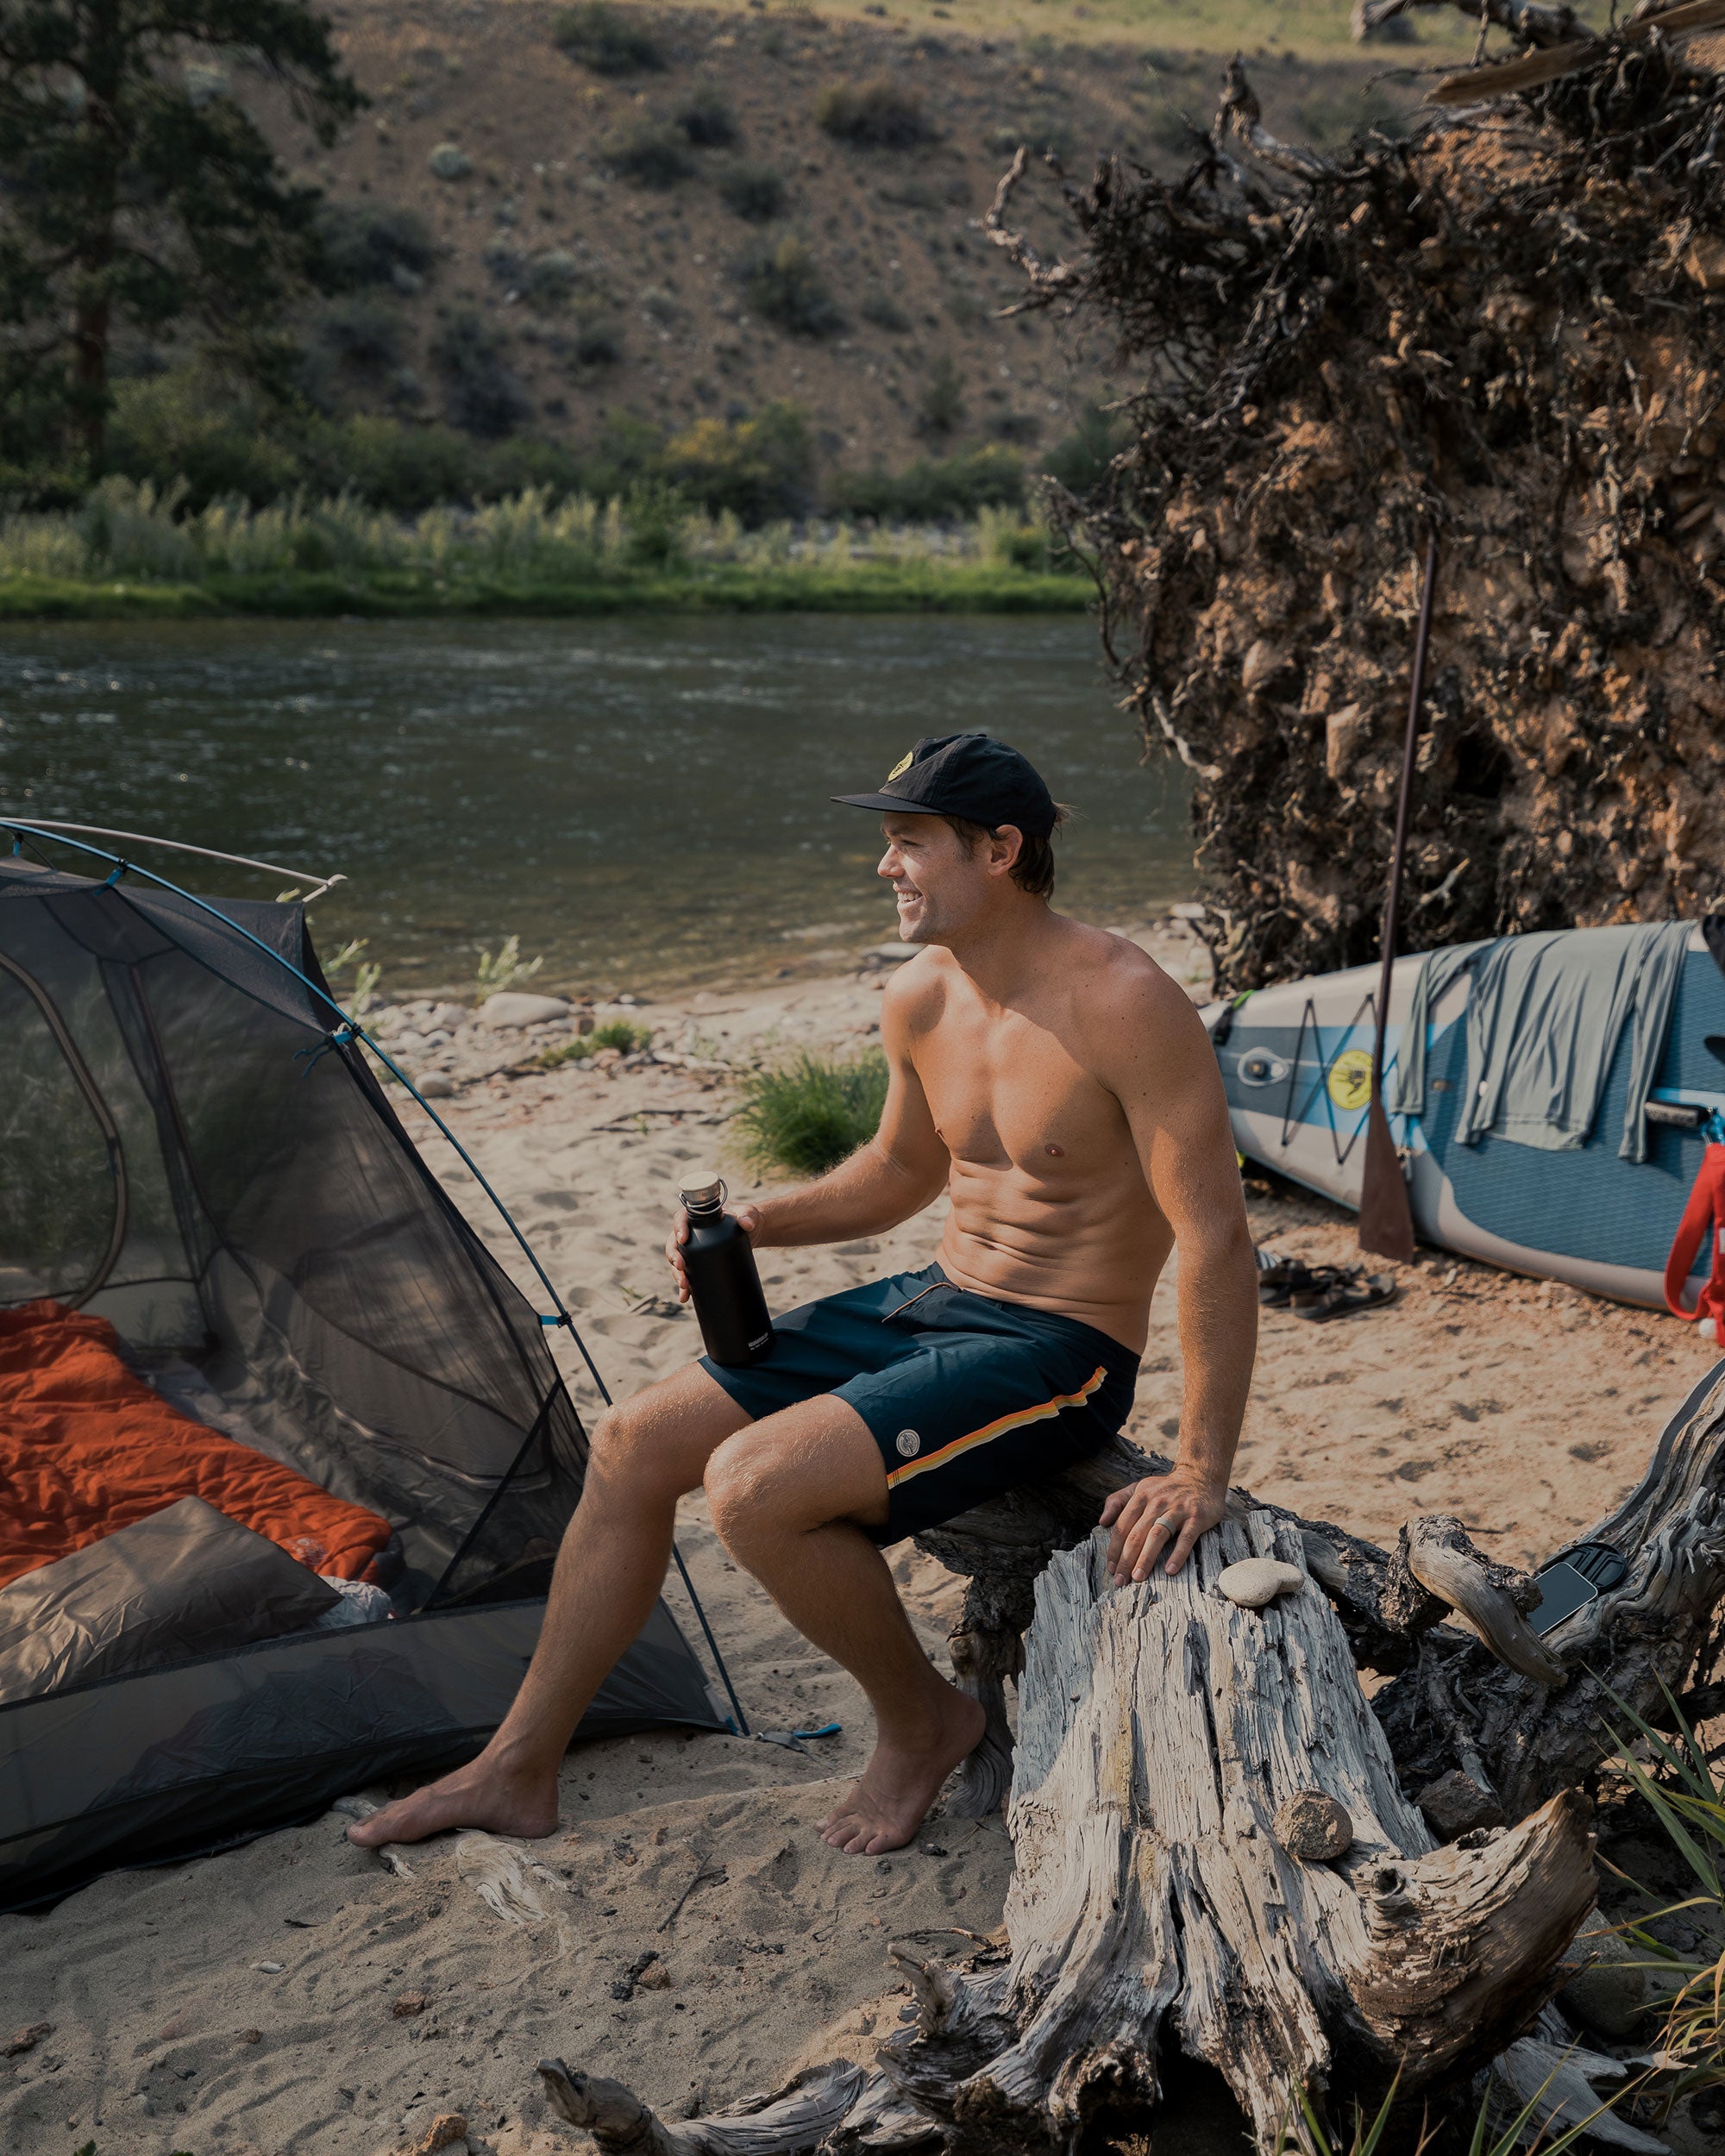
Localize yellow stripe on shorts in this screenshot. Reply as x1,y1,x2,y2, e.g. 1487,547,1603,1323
885,1364,1109,1489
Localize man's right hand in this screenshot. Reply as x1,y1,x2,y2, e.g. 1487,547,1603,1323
666,1200,762,1303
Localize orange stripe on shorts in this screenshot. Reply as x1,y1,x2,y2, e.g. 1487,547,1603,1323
885,1364,1109,1489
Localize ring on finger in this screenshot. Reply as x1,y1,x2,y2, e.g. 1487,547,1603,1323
1153,1516,1174,1532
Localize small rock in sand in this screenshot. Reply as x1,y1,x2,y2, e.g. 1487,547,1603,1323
392,1990,430,2018
406,2115,468,2155
636,1958,672,1990
4,2021,51,2056
417,1072,456,1099
1217,1557,1304,1609
240,2028,262,2045
1274,1789,1352,1860
478,992,572,1030
253,1961,284,1974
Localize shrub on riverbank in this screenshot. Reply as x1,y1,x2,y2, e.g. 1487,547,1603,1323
736,1050,890,1177
0,479,1086,616
64,368,1038,530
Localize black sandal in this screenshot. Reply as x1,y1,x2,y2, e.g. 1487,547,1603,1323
1292,1272,1398,1323
1258,1253,1352,1309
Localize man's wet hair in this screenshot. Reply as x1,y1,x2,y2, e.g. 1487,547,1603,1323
944,806,1070,900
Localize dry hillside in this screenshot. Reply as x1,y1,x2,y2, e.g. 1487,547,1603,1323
240,2,1427,479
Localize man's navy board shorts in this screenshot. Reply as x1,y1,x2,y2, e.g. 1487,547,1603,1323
699,1263,1140,1545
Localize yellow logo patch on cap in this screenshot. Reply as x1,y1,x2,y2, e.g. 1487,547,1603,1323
887,750,913,780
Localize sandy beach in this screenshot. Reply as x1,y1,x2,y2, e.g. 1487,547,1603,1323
3,929,1717,2156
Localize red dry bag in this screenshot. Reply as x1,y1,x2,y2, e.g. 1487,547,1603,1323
1665,1142,1725,1343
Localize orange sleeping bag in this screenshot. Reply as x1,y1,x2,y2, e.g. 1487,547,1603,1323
0,1300,392,1591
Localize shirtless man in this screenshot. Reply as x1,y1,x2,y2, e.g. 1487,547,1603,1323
352,731,1258,1859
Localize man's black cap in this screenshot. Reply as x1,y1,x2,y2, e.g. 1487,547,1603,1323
832,732,1057,839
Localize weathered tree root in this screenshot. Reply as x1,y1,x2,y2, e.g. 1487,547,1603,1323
541,1517,1604,2153
537,1372,1725,2148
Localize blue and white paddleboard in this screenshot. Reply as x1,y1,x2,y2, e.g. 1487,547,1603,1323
1206,926,1725,1308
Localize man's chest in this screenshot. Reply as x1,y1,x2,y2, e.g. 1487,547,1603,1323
915,1014,1128,1173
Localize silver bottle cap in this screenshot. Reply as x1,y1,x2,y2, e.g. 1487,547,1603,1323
679,1174,727,1213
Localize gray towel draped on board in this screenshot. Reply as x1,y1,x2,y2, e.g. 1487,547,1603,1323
1389,922,1691,1163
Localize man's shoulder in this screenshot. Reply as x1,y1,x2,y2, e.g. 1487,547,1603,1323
1058,920,1195,1014
1052,921,1212,1076
880,947,950,1030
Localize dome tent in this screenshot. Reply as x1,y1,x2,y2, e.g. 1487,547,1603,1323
0,837,725,1910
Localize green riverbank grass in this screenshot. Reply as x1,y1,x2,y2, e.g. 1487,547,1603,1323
0,482,1088,619
736,1050,891,1177
0,564,1088,618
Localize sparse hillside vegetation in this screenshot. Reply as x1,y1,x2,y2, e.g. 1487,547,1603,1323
553,1,664,72
814,74,931,148
154,1,1441,495
1,0,1471,536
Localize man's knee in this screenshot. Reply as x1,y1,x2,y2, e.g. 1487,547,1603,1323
703,1431,774,1549
705,1409,886,1551
586,1393,681,1503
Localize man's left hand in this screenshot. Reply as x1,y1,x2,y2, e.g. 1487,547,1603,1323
1100,1470,1227,1583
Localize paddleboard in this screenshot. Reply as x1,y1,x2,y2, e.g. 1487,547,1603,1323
1205,925,1725,1308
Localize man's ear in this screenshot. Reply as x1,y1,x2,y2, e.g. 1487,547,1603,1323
988,824,1025,879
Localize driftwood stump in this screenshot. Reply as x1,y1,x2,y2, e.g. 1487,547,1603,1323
539,1365,1725,2150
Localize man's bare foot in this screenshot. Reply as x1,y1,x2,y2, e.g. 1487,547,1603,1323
345,1752,561,1848
819,1690,987,1857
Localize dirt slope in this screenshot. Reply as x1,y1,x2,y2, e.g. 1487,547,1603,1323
253,2,1423,474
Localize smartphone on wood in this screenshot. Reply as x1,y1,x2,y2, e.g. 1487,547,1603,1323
1527,1541,1628,1635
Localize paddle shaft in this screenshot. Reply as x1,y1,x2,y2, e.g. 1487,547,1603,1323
1359,531,1438,1262
1371,530,1440,1103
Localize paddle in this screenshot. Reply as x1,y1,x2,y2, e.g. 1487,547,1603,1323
1358,531,1438,1263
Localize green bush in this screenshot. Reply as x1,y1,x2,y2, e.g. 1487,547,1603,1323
307,414,481,512
552,2,663,73
467,433,590,499
534,1018,653,1068
429,311,531,437
571,319,624,366
676,83,737,147
1041,403,1131,496
523,250,582,309
740,236,843,337
736,1050,889,1177
312,200,436,290
917,354,964,437
315,295,407,372
660,402,815,523
716,160,787,221
600,119,693,186
859,288,910,332
814,76,930,149
106,372,301,510
825,444,1027,521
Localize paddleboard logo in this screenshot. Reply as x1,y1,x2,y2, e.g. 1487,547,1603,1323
1327,1048,1375,1113
888,750,913,780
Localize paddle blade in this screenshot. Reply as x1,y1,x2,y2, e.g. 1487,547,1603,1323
1359,1095,1415,1261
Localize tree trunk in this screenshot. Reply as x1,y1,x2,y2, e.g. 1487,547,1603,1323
71,0,124,470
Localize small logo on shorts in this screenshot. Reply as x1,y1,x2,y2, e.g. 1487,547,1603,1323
895,1429,920,1457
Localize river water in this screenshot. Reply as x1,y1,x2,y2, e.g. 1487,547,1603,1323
1,615,1195,1000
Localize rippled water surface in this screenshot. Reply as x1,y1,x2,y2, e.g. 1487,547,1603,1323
1,615,1194,997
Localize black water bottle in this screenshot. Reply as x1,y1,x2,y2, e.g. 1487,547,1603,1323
679,1175,775,1367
